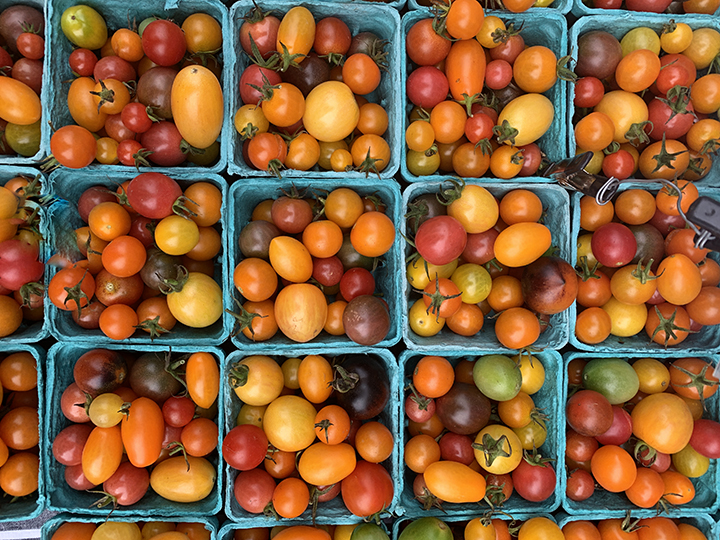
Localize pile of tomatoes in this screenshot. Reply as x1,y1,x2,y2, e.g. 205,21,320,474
235,4,394,176
0,4,45,158
404,4,564,179
224,353,395,520
574,186,720,347
0,175,44,338
397,515,565,540
562,517,713,540
405,182,575,350
565,355,719,511
0,349,40,501
50,519,213,540
227,523,389,540
51,347,220,509
231,184,395,346
51,4,224,169
47,172,224,341
572,22,718,182
403,354,557,510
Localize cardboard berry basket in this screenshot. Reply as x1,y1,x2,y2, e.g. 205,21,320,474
402,180,571,352
222,347,401,524
0,343,45,522
397,349,564,518
400,9,569,183
45,0,231,174
569,14,720,187
41,514,219,540
227,178,403,351
0,166,49,343
562,351,720,517
314,0,406,9
227,0,402,179
43,342,224,516
569,185,720,354
45,169,232,345
0,0,50,165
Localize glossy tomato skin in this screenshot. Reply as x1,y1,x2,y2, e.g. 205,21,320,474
103,461,149,506
234,468,276,513
414,216,467,266
334,355,390,421
512,459,556,502
591,223,637,267
341,460,394,517
142,20,186,66
689,419,720,459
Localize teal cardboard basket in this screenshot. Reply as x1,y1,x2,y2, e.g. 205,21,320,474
407,0,572,13
46,169,233,345
228,178,402,350
398,350,564,518
569,185,720,353
400,9,568,183
223,347,401,524
402,181,571,352
558,513,717,538
41,514,219,539
0,167,49,343
569,15,720,187
227,0,402,179
314,0,406,9
0,344,44,522
562,351,720,517
44,342,224,516
0,0,50,165
46,0,230,174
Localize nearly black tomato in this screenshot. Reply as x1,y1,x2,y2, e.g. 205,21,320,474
333,354,389,420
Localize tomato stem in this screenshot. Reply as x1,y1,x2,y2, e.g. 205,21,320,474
332,365,360,393
651,133,687,173
87,490,118,512
575,256,601,281
354,148,383,179
422,273,462,322
436,177,465,206
471,433,512,468
624,121,653,147
226,296,267,340
160,265,189,294
557,55,577,83
89,79,115,114
670,361,718,410
17,282,44,308
649,304,694,348
134,315,171,340
493,120,519,146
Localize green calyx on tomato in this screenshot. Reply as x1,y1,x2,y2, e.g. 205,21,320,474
472,432,512,468
226,296,265,339
648,305,692,348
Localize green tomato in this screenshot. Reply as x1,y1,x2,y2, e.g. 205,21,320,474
5,120,40,157
351,523,390,540
138,16,160,37
672,444,710,478
473,354,522,401
407,149,440,176
61,5,107,50
185,140,220,166
620,27,661,57
582,357,640,405
398,517,453,540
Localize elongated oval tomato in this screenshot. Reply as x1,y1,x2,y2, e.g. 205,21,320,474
274,283,327,343
297,354,333,403
423,461,486,503
276,6,315,61
121,397,164,468
150,455,215,502
447,185,498,234
186,352,219,409
297,442,356,485
68,77,108,132
82,425,123,485
171,65,223,149
446,39,486,102
0,77,41,125
494,223,551,267
497,94,554,146
166,272,223,328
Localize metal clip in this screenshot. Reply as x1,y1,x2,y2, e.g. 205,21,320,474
687,197,720,252
544,152,619,203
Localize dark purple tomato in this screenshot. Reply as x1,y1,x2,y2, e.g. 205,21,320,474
103,461,149,506
65,463,96,490
518,143,543,177
334,354,390,420
435,382,491,435
595,405,633,446
462,229,498,265
11,58,42,95
136,67,177,120
406,66,450,109
128,352,183,403
336,235,374,272
73,349,128,396
77,185,117,223
347,31,384,58
240,64,282,106
162,396,196,428
93,56,136,83
339,267,375,303
69,48,97,77
414,216,468,266
342,295,390,346
239,220,281,260
139,121,186,166
270,196,313,234
575,31,623,80
0,5,44,54
140,247,181,291
649,207,687,237
521,256,579,315
223,424,268,471
629,224,665,273
127,172,183,220
406,193,448,234
234,468,276,513
591,223,637,267
142,20,186,67
404,394,436,423
104,114,135,143
438,432,474,465
312,256,344,287
512,458,556,503
281,53,330,97
52,423,94,466
566,468,594,502
689,419,720,459
129,215,155,248
72,300,106,330
566,390,614,437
